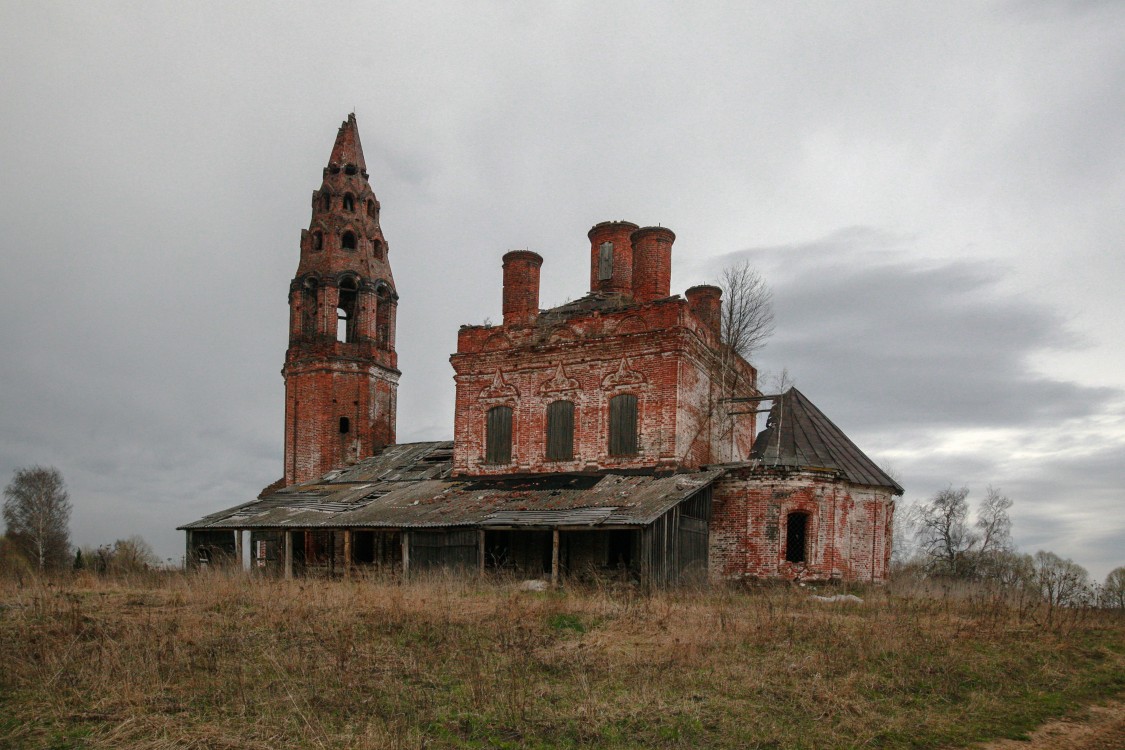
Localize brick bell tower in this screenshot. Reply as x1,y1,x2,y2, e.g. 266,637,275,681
282,114,399,485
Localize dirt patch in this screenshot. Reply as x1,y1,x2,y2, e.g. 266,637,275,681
976,700,1125,750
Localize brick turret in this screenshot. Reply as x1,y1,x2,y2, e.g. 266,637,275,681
631,226,675,303
686,284,722,338
502,250,543,326
588,221,638,296
282,114,400,485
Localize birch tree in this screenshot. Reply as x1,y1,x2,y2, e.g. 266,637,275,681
2,466,72,572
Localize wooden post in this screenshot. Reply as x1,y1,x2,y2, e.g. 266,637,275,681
343,530,352,578
551,528,560,588
185,530,194,571
284,530,294,580
234,529,243,572
478,530,486,575
401,531,411,581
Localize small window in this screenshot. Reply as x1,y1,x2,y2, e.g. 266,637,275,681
598,242,613,281
320,192,331,210
786,512,808,564
485,406,513,464
343,193,355,212
546,400,574,461
341,231,357,251
608,394,638,456
312,231,323,251
344,164,357,176
366,199,377,219
339,417,350,434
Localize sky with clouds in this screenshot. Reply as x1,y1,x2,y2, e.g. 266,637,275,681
1,1,1122,579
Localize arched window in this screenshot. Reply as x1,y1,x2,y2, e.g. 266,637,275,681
485,406,513,464
546,400,574,461
341,231,357,251
608,394,638,456
337,277,358,343
785,512,809,564
320,192,331,211
343,193,355,212
311,231,323,251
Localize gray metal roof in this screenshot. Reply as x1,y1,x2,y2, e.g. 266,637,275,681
750,388,903,494
180,441,723,531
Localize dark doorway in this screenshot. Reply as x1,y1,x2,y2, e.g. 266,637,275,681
785,512,808,564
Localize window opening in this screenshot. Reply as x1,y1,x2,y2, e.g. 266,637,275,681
366,199,377,219
608,394,638,456
485,405,513,464
598,242,614,281
320,192,330,210
344,164,357,175
343,193,355,212
785,512,808,564
337,277,358,343
339,416,350,434
546,400,575,461
341,231,357,251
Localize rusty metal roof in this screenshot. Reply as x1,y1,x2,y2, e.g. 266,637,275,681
750,388,903,494
180,441,723,531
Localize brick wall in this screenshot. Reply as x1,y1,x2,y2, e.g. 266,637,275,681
709,466,895,583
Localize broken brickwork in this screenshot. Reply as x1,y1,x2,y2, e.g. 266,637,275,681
282,114,399,485
450,222,759,476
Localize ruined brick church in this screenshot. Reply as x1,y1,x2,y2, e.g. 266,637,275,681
182,115,901,584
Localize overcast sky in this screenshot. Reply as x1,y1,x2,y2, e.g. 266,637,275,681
1,2,1122,580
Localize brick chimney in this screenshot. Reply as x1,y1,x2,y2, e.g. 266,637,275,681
686,284,722,338
631,226,675,303
588,221,639,296
502,250,543,326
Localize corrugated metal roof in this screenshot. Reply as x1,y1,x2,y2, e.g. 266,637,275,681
179,441,724,530
750,388,903,494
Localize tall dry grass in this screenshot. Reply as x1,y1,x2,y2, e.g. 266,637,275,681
0,570,1121,749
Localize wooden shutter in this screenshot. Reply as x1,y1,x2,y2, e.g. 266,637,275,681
609,394,638,456
486,406,512,464
546,400,574,461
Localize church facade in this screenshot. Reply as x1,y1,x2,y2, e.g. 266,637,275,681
180,116,901,585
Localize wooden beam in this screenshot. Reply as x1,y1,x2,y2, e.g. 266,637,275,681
343,530,352,579
284,530,293,580
401,531,411,581
551,528,560,588
478,529,486,576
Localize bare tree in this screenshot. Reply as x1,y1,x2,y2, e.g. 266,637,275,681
1101,566,1125,610
718,260,775,360
2,466,72,572
107,535,159,574
913,485,1018,579
975,486,1013,555
1032,551,1092,608
915,486,973,576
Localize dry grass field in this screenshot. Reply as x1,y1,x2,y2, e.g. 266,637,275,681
0,572,1122,749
